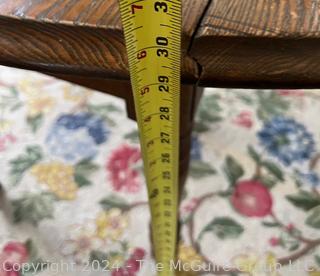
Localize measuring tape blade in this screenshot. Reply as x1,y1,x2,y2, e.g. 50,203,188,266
118,0,181,275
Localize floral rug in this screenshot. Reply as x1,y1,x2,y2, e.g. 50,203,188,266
0,66,319,276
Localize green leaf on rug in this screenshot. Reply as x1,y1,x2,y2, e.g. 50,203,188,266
100,195,130,211
9,145,43,185
199,217,244,240
288,241,300,252
256,91,289,121
10,101,23,111
12,193,54,225
218,189,233,197
236,93,254,105
88,103,121,119
125,130,140,143
292,173,303,189
278,231,302,252
261,221,281,227
314,255,320,267
23,239,49,274
306,206,320,229
21,259,49,275
180,214,192,225
87,103,121,127
228,273,239,276
259,175,278,189
74,173,91,187
286,191,320,211
189,160,216,178
27,114,43,133
247,145,261,163
193,121,210,133
75,159,99,174
197,94,222,122
194,94,222,133
261,160,284,182
9,86,19,96
90,250,109,267
181,189,188,201
120,241,129,252
223,156,244,186
74,159,99,187
25,239,39,261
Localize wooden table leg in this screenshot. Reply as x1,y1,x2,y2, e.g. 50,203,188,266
179,85,203,198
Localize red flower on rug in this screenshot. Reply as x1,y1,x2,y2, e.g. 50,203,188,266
107,144,141,193
0,134,16,152
111,248,145,276
0,241,29,276
277,90,304,97
269,237,280,247
232,111,253,129
231,180,273,217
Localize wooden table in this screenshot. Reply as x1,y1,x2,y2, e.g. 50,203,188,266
0,0,319,190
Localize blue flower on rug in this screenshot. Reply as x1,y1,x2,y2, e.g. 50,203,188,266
46,113,109,163
297,171,320,187
258,117,315,165
190,136,202,160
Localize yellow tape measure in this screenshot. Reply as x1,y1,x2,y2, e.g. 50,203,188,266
118,0,181,275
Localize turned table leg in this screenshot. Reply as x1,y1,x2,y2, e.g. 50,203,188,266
179,85,203,197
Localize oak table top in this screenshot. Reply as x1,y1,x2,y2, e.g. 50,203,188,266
0,0,320,88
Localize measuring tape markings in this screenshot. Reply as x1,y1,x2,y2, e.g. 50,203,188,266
119,0,181,275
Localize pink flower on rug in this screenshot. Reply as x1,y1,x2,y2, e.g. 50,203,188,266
181,198,199,213
232,111,253,129
286,223,295,232
231,180,273,217
269,237,280,247
0,134,16,152
111,248,146,276
0,241,29,276
277,90,304,97
107,144,141,193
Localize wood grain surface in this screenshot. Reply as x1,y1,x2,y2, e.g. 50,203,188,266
196,0,320,38
0,0,209,83
190,0,320,88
